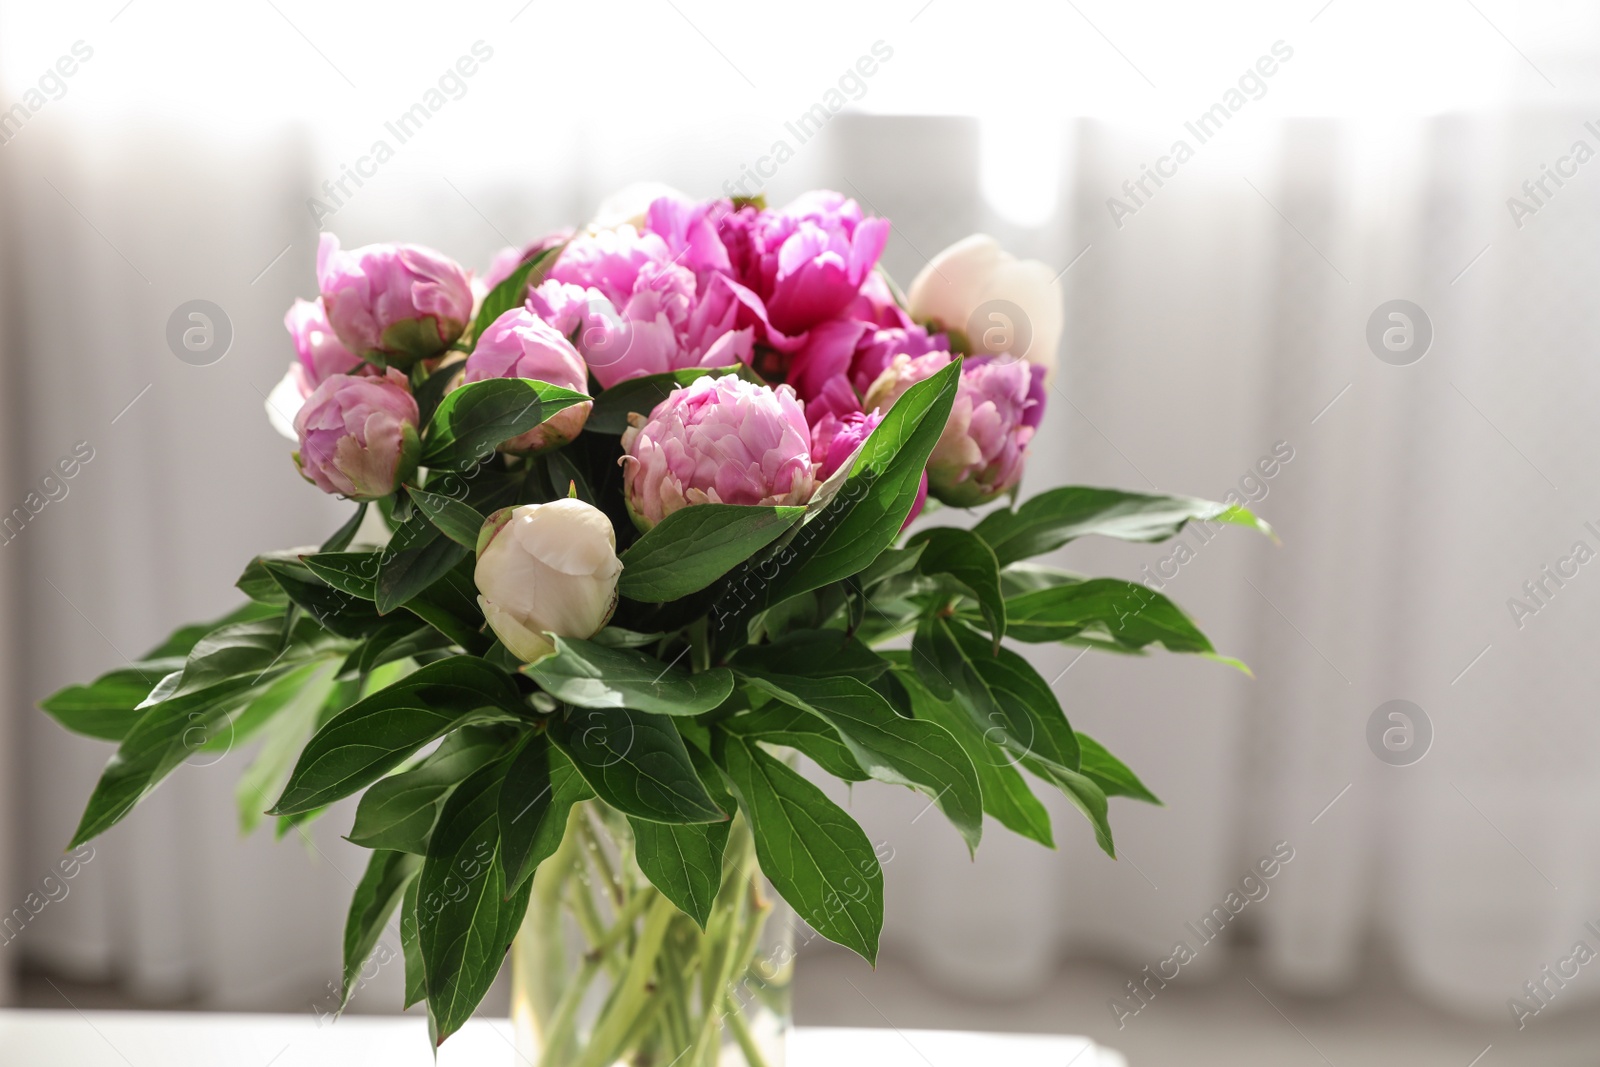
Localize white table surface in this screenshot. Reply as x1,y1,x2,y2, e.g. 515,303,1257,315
0,1010,1127,1066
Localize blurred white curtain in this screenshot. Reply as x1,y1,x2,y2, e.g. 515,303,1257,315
5,103,1600,1029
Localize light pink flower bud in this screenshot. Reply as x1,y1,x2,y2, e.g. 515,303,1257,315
620,376,815,530
926,357,1046,506
293,369,419,500
317,234,473,368
461,308,591,455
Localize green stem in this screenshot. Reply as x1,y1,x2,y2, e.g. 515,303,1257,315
571,894,677,1067
725,1008,771,1067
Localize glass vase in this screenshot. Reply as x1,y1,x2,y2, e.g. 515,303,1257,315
510,803,793,1067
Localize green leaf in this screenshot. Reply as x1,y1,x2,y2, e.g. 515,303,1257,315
301,552,381,600
908,527,1006,648
40,659,183,741
69,674,274,847
348,727,505,853
708,360,959,644
918,616,1081,776
524,636,733,717
630,815,729,929
722,701,868,782
68,618,341,847
730,630,888,685
407,487,486,551
140,602,281,660
341,849,420,1009
899,669,1054,848
257,557,389,639
400,876,426,1009
321,502,369,552
419,378,591,471
628,735,733,926
999,579,1236,666
737,672,983,854
585,366,739,435
715,731,883,963
1029,760,1115,857
374,510,468,616
973,486,1273,568
497,733,592,891
550,705,725,824
418,759,531,1047
234,662,339,832
270,658,522,816
1077,733,1160,805
618,504,804,603
467,244,562,351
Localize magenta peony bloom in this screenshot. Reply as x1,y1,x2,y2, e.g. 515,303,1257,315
926,357,1046,506
716,191,890,337
620,375,815,529
284,298,364,395
462,308,592,455
294,369,420,500
810,408,882,482
317,234,473,369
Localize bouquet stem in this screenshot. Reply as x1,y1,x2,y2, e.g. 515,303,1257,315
512,805,791,1067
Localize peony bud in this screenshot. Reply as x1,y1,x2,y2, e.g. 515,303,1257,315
809,408,881,482
317,234,473,369
266,298,369,440
861,350,955,415
461,307,592,455
907,234,1063,380
293,369,420,500
286,297,365,389
620,375,815,530
475,499,622,664
925,357,1046,507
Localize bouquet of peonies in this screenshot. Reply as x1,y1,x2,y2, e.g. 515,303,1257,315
44,188,1267,1062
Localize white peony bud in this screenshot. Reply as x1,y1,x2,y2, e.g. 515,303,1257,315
474,499,622,664
906,234,1064,380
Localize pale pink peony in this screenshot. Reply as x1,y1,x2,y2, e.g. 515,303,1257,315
461,308,591,455
284,298,364,394
317,234,473,368
544,224,754,389
862,350,956,414
294,369,420,500
925,357,1046,506
620,375,815,529
479,230,572,294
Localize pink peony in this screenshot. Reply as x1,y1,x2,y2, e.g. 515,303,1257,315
294,369,420,500
544,225,754,389
925,357,1046,506
862,350,956,414
810,408,882,482
317,234,473,368
283,298,365,396
715,191,891,337
478,230,573,294
461,308,592,455
620,375,815,529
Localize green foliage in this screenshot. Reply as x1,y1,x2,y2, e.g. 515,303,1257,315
42,333,1266,1044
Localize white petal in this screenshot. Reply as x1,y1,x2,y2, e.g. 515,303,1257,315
265,365,306,441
